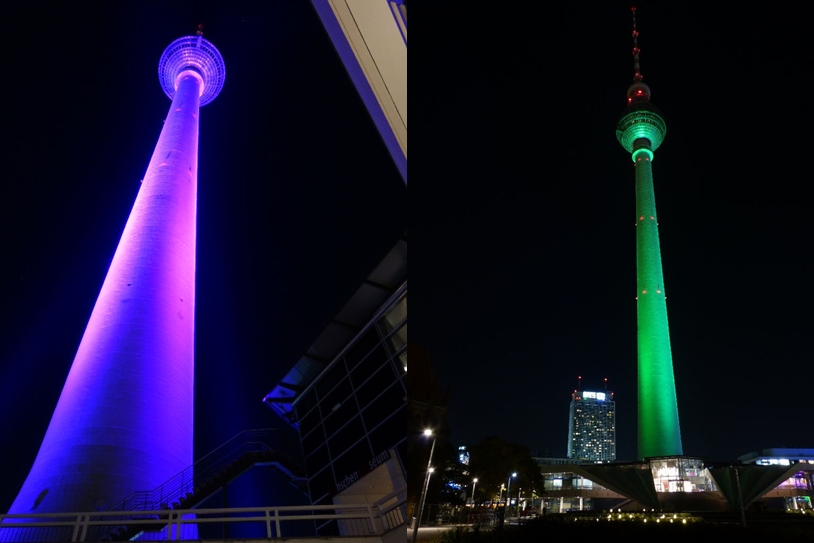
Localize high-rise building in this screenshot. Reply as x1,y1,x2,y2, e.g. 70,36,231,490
615,6,683,460
3,30,224,536
567,389,616,463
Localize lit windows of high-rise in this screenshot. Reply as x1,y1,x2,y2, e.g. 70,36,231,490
567,389,616,463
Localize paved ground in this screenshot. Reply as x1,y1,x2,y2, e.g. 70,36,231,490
405,524,472,542
406,519,532,542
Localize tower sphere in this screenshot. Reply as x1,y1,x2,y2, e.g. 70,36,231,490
626,81,652,101
615,102,667,157
159,35,225,106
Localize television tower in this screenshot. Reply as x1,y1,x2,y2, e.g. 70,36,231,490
3,30,225,531
615,7,683,459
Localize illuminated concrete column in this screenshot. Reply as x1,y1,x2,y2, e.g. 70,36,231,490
632,144,682,459
617,118,684,460
4,34,224,533
616,7,683,460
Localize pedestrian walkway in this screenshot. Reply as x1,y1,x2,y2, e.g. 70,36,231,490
406,524,473,542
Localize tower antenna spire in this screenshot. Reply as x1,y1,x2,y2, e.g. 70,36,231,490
631,6,643,82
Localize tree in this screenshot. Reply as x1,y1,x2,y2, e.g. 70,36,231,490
467,435,543,505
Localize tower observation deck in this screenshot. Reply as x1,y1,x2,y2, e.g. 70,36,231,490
2,32,224,541
615,7,683,460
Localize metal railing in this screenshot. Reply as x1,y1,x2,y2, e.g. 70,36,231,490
376,487,407,533
16,429,300,541
111,429,294,513
0,490,407,542
101,429,297,540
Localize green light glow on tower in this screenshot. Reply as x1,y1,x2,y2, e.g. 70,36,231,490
616,6,683,460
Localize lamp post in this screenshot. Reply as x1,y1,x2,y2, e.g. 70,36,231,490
470,478,478,506
506,472,517,518
412,429,436,543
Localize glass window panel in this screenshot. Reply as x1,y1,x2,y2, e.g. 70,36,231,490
320,376,353,417
387,321,407,352
331,437,372,485
395,440,407,472
342,328,380,371
362,382,404,431
351,343,387,384
308,466,335,503
298,406,321,438
380,296,406,332
368,406,405,455
323,399,360,438
297,388,317,414
355,364,399,409
316,360,348,397
305,444,330,479
327,415,367,461
301,424,326,458
316,520,339,537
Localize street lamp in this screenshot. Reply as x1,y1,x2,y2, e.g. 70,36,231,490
506,472,517,517
470,478,478,506
412,429,436,543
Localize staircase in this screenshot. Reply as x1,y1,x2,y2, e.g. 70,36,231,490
89,429,306,541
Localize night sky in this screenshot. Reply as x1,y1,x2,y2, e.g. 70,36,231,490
411,2,812,464
0,3,406,512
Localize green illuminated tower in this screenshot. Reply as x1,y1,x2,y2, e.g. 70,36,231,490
615,6,683,460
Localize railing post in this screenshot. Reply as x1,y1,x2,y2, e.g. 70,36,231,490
265,508,272,538
274,507,282,538
368,504,377,535
176,511,184,541
165,511,175,541
71,514,80,541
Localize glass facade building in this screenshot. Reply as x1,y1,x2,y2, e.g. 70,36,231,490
263,237,407,536
567,390,616,463
649,457,718,493
297,287,406,507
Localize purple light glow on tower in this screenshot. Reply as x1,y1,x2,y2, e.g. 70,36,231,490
3,34,224,538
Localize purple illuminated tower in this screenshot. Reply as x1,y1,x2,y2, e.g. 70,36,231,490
4,31,224,526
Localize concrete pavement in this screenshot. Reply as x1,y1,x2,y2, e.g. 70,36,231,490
406,524,474,542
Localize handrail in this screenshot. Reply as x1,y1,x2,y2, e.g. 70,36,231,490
110,429,293,512
0,497,408,541
86,429,300,540
372,486,407,534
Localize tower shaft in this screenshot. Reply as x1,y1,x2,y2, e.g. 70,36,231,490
6,71,202,518
617,6,682,461
634,151,683,459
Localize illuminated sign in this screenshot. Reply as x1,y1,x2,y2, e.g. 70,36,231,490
583,391,606,401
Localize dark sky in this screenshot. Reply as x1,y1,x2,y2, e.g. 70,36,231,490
0,2,406,512
412,2,812,463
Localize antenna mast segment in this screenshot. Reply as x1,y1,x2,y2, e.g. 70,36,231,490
631,6,642,82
